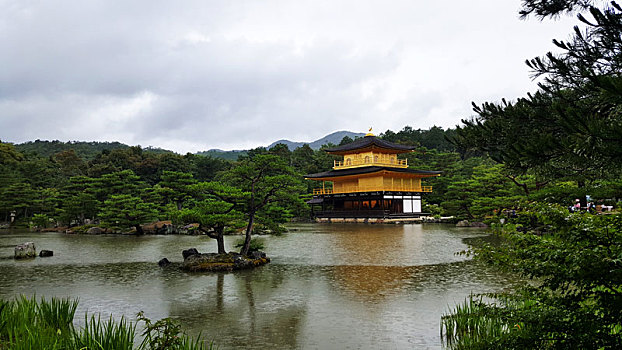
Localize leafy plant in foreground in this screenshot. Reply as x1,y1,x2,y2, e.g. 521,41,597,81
0,296,213,350
137,311,213,350
73,314,135,350
443,205,622,349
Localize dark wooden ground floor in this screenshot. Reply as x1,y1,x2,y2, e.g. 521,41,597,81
308,191,428,219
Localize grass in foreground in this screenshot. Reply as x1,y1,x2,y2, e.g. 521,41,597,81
0,296,213,350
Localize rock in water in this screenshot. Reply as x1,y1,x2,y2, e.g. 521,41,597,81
455,220,470,227
250,251,267,259
15,242,36,259
182,248,200,259
158,258,171,267
39,250,53,257
182,252,270,272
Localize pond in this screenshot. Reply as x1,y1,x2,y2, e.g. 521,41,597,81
0,223,515,349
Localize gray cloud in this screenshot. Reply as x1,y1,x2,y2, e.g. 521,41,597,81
0,0,578,152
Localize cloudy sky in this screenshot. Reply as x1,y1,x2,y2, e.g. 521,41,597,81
1,0,578,153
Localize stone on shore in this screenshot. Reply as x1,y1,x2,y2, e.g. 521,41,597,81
182,252,270,272
142,221,175,235
15,242,36,259
87,227,104,235
39,250,53,257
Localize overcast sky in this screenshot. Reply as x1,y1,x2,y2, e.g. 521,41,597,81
1,0,579,153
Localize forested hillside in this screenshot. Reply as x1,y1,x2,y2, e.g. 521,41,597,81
4,124,618,231
15,140,173,160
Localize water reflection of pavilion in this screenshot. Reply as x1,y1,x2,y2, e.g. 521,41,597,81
305,132,440,221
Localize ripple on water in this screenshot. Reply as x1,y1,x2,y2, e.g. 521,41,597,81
0,224,517,349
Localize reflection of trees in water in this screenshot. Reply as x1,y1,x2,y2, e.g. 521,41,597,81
330,261,519,302
163,266,308,349
331,265,414,301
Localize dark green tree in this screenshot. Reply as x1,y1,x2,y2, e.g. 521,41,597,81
442,2,622,348
60,192,99,226
0,142,24,164
94,170,145,201
54,150,87,177
157,171,196,210
19,156,65,189
453,1,622,182
0,182,37,222
99,194,159,234
157,153,191,174
188,154,231,182
0,143,24,197
222,154,305,255
519,0,595,18
291,144,317,174
55,175,100,226
172,182,246,254
268,143,292,164
339,135,353,145
313,144,340,173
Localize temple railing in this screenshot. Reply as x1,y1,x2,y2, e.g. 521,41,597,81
313,185,432,195
333,158,408,170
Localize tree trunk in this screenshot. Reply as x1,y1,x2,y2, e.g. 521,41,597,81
578,180,587,208
216,226,226,254
506,175,530,196
535,180,548,191
240,213,255,256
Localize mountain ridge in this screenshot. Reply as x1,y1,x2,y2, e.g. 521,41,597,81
267,130,365,151
12,130,366,161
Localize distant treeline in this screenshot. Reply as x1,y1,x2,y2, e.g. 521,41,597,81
2,124,618,229
15,140,173,161
11,125,458,162
379,126,457,152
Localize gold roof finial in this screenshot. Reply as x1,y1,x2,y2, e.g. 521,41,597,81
365,127,374,137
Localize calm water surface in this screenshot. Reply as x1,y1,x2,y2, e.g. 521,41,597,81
0,223,516,349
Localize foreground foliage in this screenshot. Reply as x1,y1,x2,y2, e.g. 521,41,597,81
0,296,212,350
442,205,622,349
444,2,622,346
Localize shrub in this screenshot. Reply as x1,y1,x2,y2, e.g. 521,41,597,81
234,238,265,252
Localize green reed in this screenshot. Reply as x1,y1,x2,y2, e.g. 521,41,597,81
441,294,515,350
0,296,77,349
0,296,213,350
73,314,135,350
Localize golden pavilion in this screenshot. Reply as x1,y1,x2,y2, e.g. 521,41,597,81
304,132,440,221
